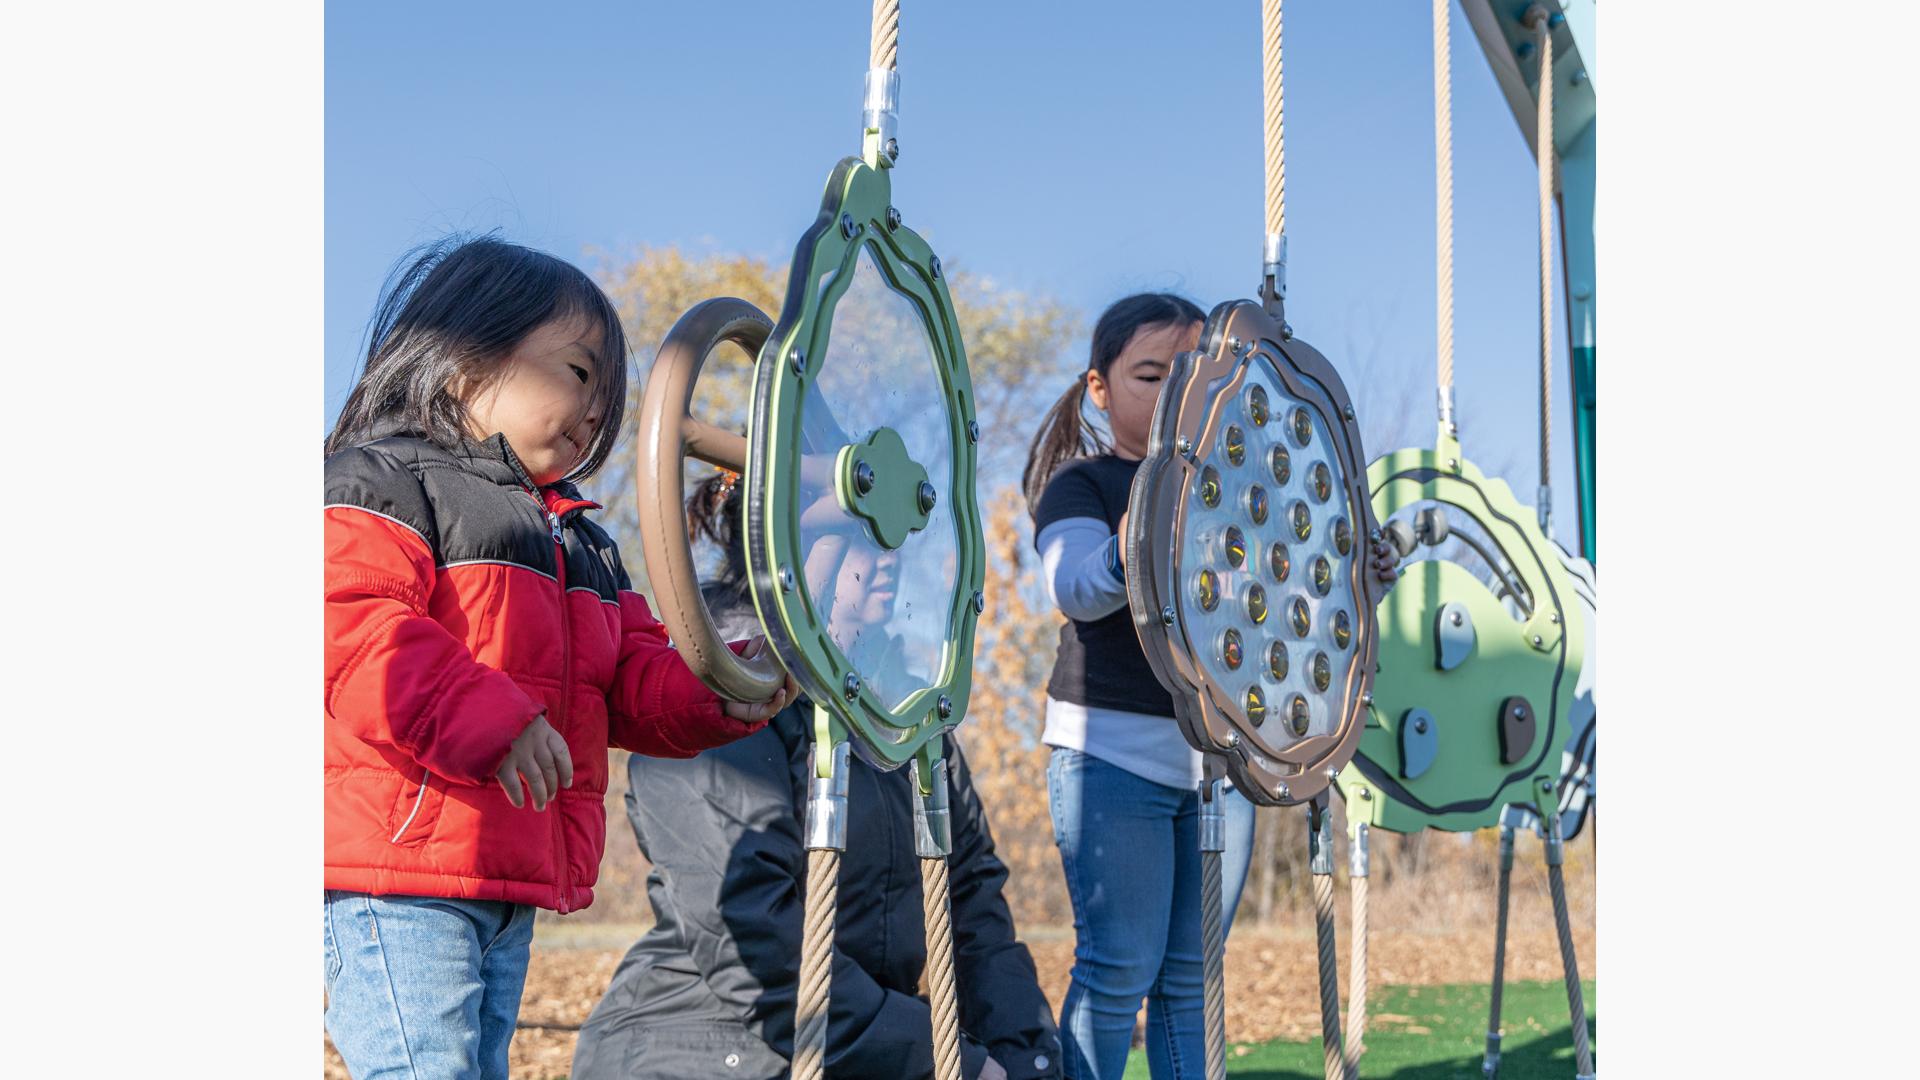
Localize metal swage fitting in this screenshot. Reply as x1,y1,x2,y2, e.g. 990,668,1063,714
805,742,852,850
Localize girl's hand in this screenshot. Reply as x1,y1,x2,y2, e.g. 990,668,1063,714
1115,511,1130,568
977,1058,1009,1080
1370,536,1402,589
722,637,796,724
495,714,574,811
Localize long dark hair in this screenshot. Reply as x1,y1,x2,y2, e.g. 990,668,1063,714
687,469,750,605
1020,292,1205,517
325,234,629,483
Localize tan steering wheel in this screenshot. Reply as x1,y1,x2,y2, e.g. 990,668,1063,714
636,297,789,702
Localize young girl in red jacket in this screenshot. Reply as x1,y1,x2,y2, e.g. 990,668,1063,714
323,236,792,1079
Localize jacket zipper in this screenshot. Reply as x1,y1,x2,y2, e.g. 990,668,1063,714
531,486,577,913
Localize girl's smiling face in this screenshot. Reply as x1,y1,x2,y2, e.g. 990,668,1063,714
462,312,608,485
1087,319,1202,460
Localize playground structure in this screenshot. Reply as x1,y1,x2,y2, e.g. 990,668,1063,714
637,4,986,1080
629,2,1598,1078
1332,4,1597,1078
1124,4,1381,1078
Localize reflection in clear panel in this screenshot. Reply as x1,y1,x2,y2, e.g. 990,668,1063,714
798,246,960,712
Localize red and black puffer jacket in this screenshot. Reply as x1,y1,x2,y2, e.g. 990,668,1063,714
324,428,761,913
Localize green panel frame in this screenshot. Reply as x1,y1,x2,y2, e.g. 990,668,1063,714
1335,435,1585,833
744,155,986,780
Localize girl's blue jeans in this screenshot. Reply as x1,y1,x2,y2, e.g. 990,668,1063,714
323,890,537,1080
1046,747,1258,1080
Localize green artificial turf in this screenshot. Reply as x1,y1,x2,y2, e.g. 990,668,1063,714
1120,979,1595,1078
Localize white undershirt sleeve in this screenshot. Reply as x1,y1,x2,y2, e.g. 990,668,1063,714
1037,516,1129,623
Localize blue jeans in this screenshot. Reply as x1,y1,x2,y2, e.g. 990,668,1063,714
323,890,537,1080
1047,747,1257,1080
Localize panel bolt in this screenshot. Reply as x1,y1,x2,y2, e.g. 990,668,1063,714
966,419,980,443
917,480,938,513
854,461,876,495
885,137,899,161
885,206,902,230
937,694,953,719
839,212,857,239
779,566,795,592
930,255,943,280
843,672,862,699
1161,606,1176,626
972,590,985,614
789,348,806,376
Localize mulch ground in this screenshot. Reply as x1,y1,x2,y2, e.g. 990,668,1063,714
323,889,1594,1079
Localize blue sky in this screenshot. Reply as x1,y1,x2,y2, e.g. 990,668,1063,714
327,0,1579,516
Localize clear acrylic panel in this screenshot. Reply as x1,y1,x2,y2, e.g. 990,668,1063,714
791,246,960,712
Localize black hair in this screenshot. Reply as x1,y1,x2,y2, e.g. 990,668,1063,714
325,234,629,483
1020,291,1205,517
688,469,751,609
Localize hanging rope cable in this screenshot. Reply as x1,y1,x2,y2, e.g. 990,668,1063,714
1199,782,1228,1080
1260,0,1287,304
913,755,964,1080
863,0,901,164
1344,824,1370,1075
1433,0,1456,431
870,0,899,71
795,737,849,1080
1531,6,1556,531
1545,812,1596,1079
1482,819,1516,1078
1262,0,1284,240
920,857,963,1080
1307,802,1347,1080
794,847,839,1080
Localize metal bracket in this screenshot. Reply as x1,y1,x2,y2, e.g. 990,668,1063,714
1349,820,1370,878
